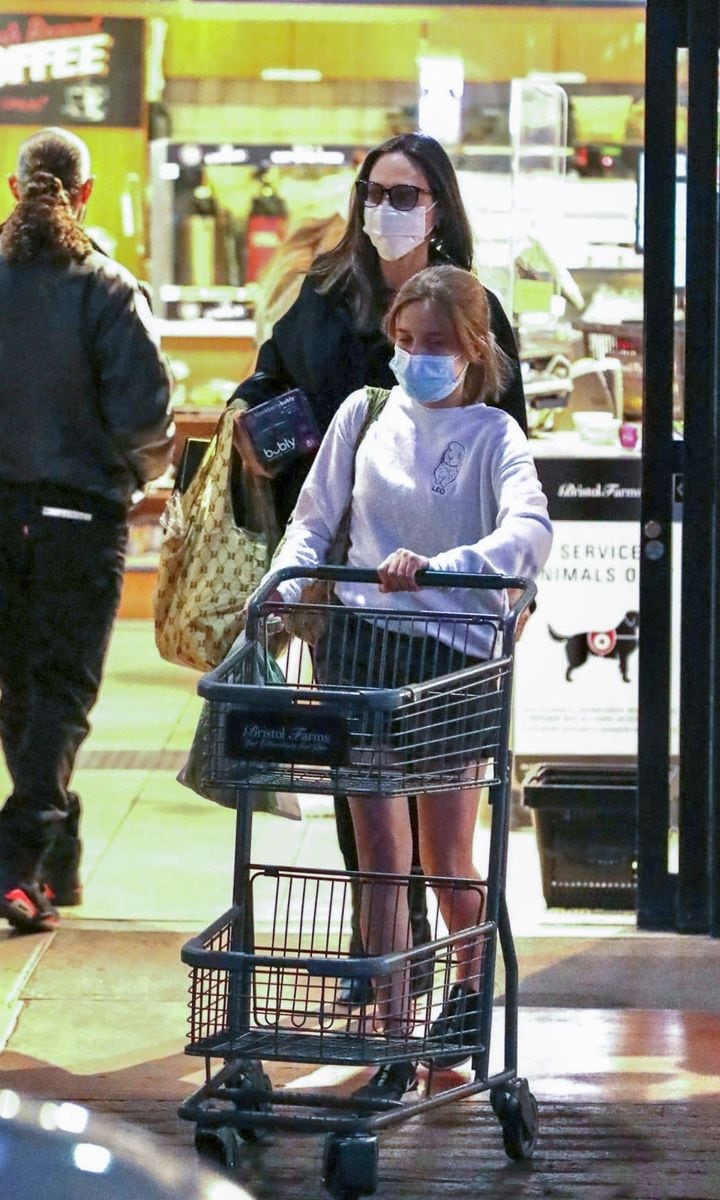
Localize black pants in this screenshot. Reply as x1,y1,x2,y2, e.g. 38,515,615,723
0,483,127,879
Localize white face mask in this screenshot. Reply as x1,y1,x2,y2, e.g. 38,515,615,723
362,203,431,262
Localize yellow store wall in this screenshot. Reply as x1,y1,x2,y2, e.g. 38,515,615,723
0,3,646,87
162,7,645,85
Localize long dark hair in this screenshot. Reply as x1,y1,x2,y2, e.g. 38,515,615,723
0,127,92,266
309,132,474,332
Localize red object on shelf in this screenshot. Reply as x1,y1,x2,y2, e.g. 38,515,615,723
245,212,287,282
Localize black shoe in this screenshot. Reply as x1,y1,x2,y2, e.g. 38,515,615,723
336,976,374,1008
43,833,83,906
352,1060,418,1105
410,950,435,999
42,794,82,907
337,960,433,1008
426,982,483,1067
0,882,60,934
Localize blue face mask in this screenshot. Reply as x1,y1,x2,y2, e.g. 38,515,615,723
390,346,467,405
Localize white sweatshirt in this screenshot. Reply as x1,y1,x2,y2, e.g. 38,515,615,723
269,385,553,658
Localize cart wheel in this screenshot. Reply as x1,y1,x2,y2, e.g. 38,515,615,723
234,1065,274,1144
322,1133,379,1199
194,1125,244,1172
490,1082,539,1161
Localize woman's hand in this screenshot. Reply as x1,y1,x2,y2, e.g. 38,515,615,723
241,588,284,618
377,548,430,593
507,587,535,640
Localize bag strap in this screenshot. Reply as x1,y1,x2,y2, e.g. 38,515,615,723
179,410,231,516
180,408,279,549
271,386,390,569
345,384,390,496
330,385,390,560
357,385,391,449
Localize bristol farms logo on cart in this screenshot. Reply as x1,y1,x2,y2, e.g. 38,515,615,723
0,15,143,126
226,708,350,767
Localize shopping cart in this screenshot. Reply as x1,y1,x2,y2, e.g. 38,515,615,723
178,566,539,1197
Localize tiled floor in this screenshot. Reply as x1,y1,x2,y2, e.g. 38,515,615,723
0,619,634,935
3,620,720,1200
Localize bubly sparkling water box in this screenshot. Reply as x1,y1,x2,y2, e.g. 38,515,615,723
242,388,321,476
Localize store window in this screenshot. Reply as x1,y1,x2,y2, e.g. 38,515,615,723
142,2,675,925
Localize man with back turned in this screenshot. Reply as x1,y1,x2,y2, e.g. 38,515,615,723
0,127,173,932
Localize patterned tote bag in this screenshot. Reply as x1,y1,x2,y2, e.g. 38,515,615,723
153,408,279,672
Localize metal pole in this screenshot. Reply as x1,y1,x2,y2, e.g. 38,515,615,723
677,0,719,932
638,0,685,929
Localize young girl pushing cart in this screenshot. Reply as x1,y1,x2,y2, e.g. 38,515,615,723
264,264,552,1101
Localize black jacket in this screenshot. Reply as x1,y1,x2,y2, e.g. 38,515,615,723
232,276,527,524
0,248,173,508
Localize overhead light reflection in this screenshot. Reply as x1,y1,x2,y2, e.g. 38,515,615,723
56,1103,90,1135
0,1092,20,1120
207,1181,251,1200
39,1102,59,1131
73,1142,112,1174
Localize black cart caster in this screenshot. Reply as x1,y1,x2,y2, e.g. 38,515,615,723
194,1125,245,1172
322,1133,379,1199
233,1062,274,1144
490,1078,539,1161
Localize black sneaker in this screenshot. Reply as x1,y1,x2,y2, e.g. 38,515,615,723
426,982,483,1067
352,1060,418,1105
336,976,375,1008
0,883,60,934
338,959,434,1009
42,833,83,906
42,793,82,906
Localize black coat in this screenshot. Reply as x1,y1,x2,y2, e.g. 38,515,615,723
0,248,173,508
232,275,527,525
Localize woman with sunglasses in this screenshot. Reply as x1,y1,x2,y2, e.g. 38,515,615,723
232,131,526,521
230,131,528,1006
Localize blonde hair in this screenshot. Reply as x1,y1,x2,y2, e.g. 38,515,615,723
254,213,346,343
383,264,512,405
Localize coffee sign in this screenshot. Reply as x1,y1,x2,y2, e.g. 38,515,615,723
0,15,144,127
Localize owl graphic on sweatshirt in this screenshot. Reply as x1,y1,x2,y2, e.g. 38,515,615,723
432,441,466,494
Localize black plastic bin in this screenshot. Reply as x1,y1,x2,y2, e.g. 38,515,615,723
522,762,637,910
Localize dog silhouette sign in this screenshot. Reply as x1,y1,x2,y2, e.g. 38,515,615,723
548,611,639,682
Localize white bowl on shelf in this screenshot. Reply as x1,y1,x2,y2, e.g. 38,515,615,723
572,411,621,445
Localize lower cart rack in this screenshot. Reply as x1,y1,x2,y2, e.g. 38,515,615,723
182,866,491,1068
178,865,539,1188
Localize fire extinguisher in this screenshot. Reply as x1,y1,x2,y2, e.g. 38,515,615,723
245,166,288,282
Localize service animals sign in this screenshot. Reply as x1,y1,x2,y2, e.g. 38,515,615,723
0,15,143,127
513,455,680,758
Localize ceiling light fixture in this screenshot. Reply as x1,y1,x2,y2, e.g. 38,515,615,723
261,68,322,83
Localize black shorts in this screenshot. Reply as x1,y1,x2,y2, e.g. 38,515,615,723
313,606,497,775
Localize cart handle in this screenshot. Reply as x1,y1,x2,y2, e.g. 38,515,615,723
247,565,536,652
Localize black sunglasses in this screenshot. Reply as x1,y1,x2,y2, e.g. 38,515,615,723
355,179,433,212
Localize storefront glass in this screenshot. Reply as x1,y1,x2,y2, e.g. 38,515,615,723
143,1,659,924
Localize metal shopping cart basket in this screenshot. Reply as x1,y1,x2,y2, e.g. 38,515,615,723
178,566,539,1196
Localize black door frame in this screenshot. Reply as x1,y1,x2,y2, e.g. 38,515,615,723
639,0,720,933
